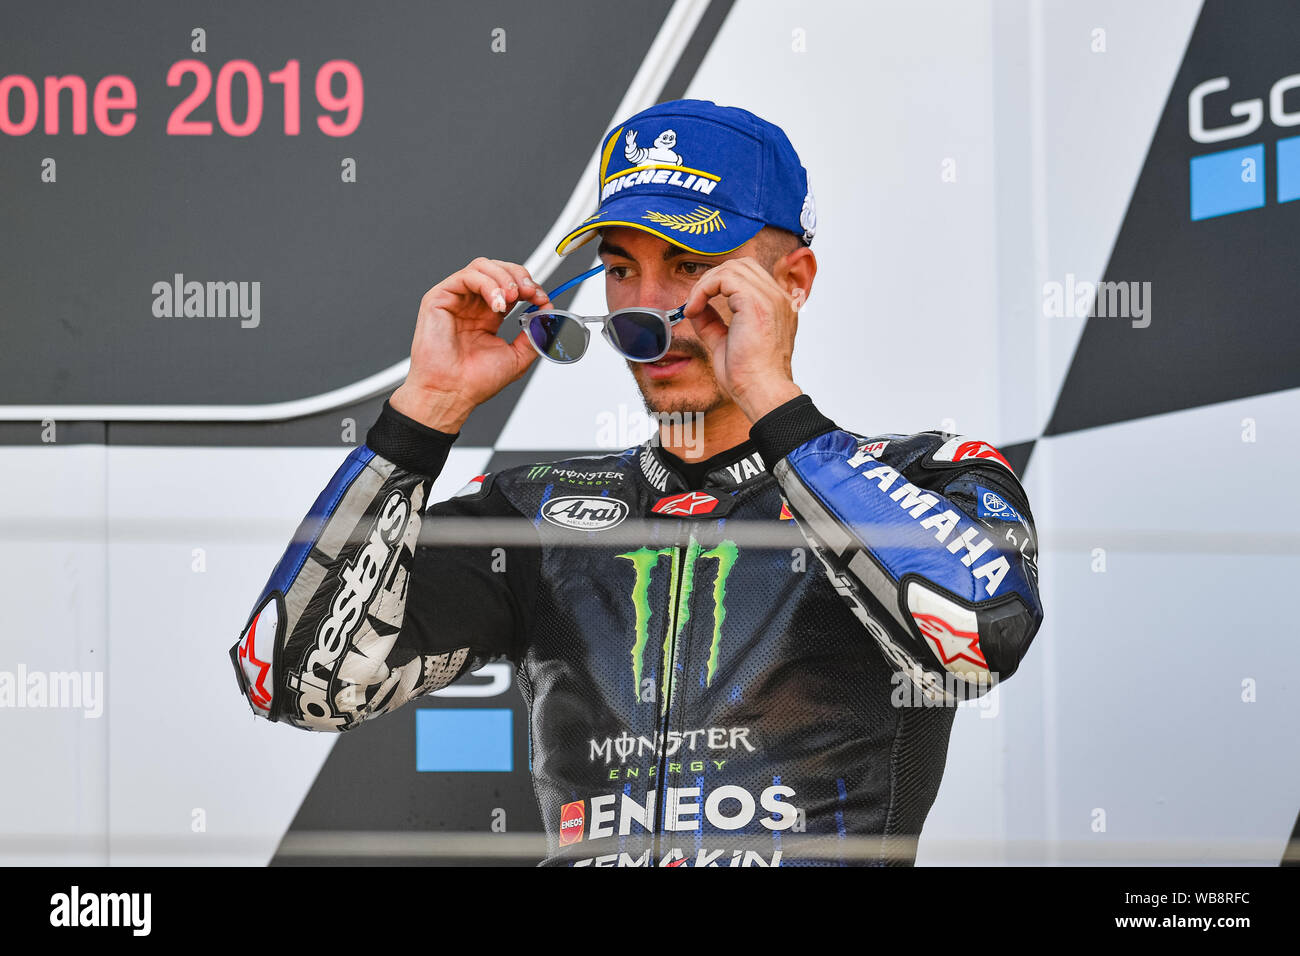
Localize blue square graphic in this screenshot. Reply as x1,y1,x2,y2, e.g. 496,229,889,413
1277,135,1300,204
416,708,513,772
1189,144,1264,220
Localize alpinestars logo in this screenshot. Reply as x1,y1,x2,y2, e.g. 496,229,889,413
616,535,738,709
652,491,719,515
289,490,411,728
932,436,1014,475
912,613,988,672
237,600,276,712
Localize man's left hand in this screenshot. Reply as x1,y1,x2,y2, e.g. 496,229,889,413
682,256,804,421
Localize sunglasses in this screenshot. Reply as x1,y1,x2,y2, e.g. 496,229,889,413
518,264,686,364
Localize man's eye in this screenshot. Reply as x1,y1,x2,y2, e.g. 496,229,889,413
605,265,630,280
680,261,710,276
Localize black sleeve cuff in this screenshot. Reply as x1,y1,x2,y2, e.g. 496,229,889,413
750,394,840,465
365,400,460,477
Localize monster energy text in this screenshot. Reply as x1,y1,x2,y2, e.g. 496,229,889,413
590,726,757,764
526,464,624,484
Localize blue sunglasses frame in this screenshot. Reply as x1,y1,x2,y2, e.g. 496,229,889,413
518,265,686,364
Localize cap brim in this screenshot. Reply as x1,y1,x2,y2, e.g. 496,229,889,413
556,194,765,257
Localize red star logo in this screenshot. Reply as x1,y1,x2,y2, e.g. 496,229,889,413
652,491,719,516
238,610,274,711
913,612,988,671
953,440,1013,473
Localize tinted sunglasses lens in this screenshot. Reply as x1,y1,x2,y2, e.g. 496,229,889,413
526,312,586,363
607,311,669,361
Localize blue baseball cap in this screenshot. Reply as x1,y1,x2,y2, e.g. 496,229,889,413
556,99,816,257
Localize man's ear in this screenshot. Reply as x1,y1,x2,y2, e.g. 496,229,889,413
775,246,817,308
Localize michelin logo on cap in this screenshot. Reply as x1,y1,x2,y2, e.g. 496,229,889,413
599,123,721,203
557,98,813,257
625,128,683,166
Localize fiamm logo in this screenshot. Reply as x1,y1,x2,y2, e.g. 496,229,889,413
1188,73,1300,220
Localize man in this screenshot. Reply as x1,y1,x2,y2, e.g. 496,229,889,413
230,99,1044,867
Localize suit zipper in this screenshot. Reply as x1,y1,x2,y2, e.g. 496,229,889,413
652,521,695,864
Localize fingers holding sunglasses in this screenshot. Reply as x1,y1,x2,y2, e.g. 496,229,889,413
467,257,525,314
683,299,730,355
684,257,795,339
681,257,798,398
444,257,545,316
421,259,513,322
683,259,759,324
510,317,547,366
490,259,550,308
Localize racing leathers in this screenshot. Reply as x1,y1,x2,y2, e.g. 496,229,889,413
230,394,1043,866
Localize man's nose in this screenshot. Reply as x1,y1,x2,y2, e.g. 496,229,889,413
634,269,681,311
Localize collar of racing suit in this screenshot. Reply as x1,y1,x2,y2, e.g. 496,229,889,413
645,438,763,492
635,393,840,495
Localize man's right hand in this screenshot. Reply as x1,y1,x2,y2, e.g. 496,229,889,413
389,257,553,432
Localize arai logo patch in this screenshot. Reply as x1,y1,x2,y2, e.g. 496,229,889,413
541,496,629,531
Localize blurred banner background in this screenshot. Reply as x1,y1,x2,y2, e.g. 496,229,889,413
1,0,1297,865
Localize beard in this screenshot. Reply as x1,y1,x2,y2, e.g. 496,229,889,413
628,338,730,417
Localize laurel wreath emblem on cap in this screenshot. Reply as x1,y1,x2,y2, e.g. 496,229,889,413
642,205,726,235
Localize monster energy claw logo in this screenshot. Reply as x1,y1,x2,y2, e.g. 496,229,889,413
617,535,738,709
528,466,551,480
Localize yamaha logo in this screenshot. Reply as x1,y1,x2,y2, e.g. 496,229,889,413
982,491,1007,512
541,496,629,531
